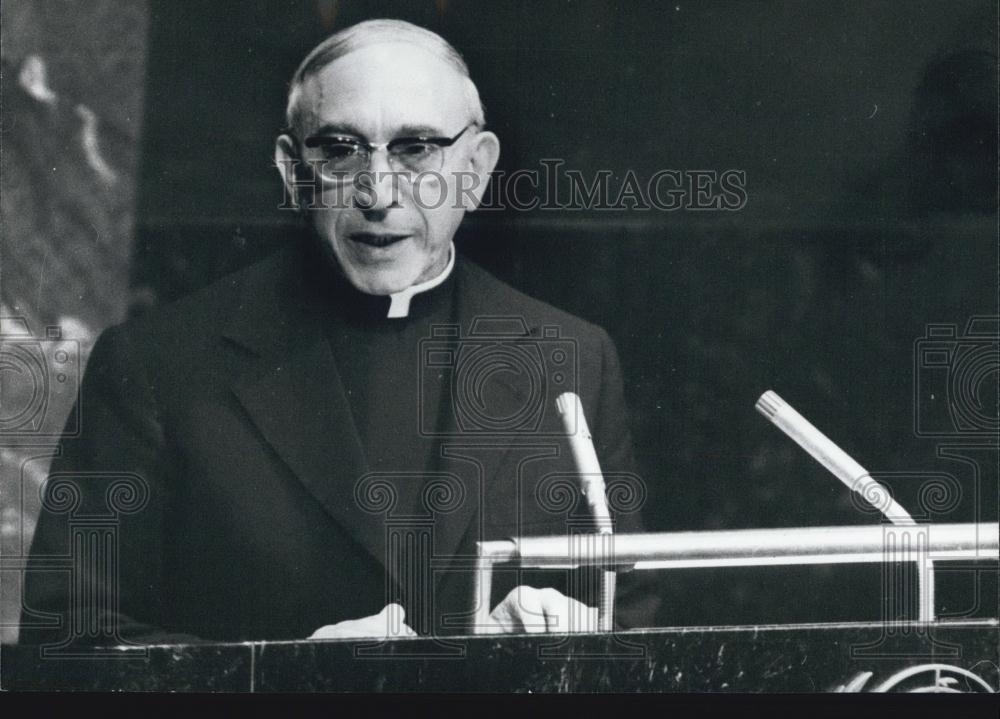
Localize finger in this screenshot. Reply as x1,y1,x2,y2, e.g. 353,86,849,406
485,598,516,635
496,587,544,633
384,612,418,638
539,590,595,633
538,588,571,632
381,603,407,635
518,588,547,633
564,599,598,633
558,599,587,633
310,621,365,639
381,602,406,619
538,588,571,633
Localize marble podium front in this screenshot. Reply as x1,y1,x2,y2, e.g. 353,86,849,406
4,620,997,692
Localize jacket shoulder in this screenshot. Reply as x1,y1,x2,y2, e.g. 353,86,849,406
458,259,610,344
102,246,295,347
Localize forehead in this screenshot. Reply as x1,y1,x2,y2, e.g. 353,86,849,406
299,42,470,136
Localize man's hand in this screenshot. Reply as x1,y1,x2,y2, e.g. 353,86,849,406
484,586,598,634
309,603,417,640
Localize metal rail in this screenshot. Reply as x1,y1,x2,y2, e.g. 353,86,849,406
471,522,999,632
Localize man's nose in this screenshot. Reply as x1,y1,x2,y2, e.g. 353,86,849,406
353,149,403,212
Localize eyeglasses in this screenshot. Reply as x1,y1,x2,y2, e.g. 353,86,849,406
296,125,475,181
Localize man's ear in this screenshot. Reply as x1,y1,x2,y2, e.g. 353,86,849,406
274,133,300,202
462,130,501,211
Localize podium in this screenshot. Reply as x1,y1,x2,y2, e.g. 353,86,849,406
8,522,998,691
4,620,997,692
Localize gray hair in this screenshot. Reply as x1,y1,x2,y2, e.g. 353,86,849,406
285,19,486,136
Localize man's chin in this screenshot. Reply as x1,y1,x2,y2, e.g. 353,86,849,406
341,268,418,296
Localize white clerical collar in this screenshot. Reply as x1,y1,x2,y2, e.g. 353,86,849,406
385,243,456,319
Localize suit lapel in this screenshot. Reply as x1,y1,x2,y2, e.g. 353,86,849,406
220,247,545,609
223,244,394,583
429,261,540,586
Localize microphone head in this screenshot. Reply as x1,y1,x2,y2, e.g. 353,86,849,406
555,391,577,418
755,390,784,419
556,391,582,436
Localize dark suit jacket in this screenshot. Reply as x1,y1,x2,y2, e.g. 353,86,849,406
21,240,659,646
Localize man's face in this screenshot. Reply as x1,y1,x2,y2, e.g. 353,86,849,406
280,42,497,295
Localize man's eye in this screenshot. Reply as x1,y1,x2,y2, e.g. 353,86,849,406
394,142,435,160
322,143,360,160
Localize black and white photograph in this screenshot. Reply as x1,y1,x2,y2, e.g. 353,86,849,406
1,0,997,701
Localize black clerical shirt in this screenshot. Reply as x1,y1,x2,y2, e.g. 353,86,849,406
323,264,456,522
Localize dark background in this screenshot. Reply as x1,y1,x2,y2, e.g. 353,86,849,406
4,0,997,635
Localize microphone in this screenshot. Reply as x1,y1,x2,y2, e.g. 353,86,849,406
556,392,613,532
755,390,942,621
556,391,615,632
755,390,915,526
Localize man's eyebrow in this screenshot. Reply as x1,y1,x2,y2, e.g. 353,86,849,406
395,124,447,137
309,123,450,139
310,122,365,138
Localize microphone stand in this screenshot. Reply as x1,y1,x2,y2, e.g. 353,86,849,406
557,392,615,632
755,390,934,621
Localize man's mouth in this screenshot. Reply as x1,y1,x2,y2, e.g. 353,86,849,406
348,233,411,248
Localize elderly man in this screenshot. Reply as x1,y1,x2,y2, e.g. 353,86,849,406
21,19,657,646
